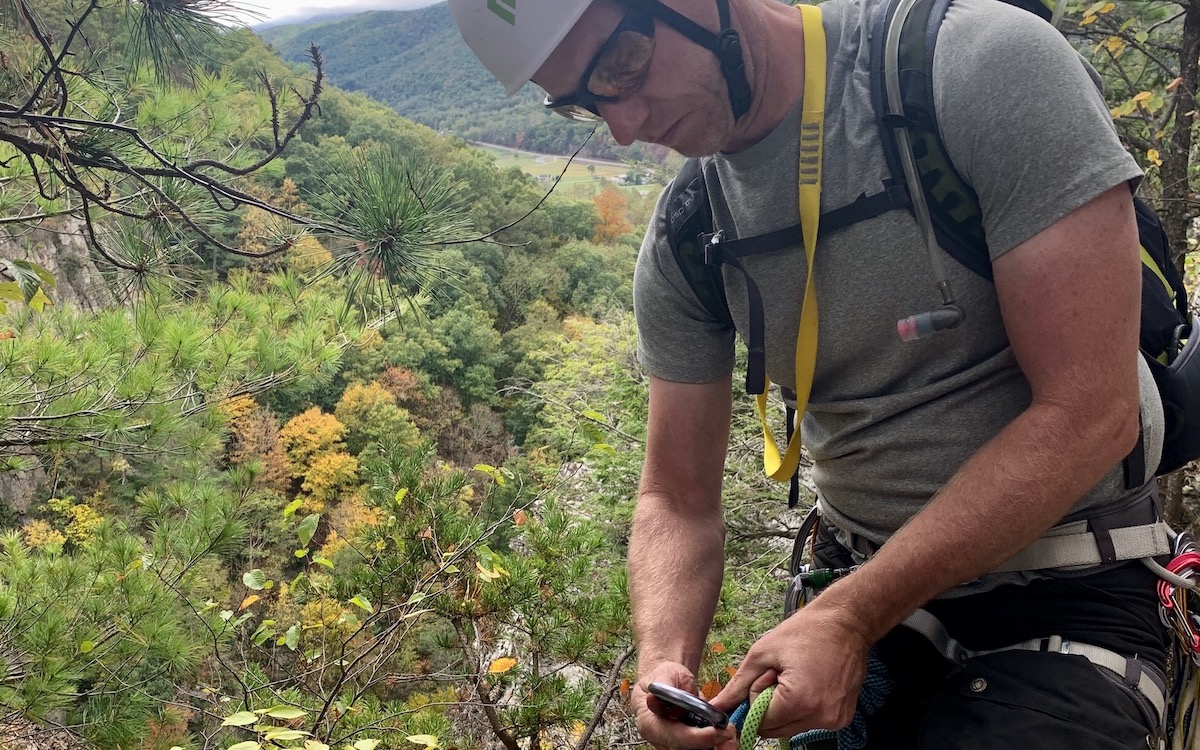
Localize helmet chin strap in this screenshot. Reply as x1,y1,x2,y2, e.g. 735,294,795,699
621,0,753,121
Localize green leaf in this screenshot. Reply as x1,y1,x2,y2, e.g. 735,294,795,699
0,282,23,302
251,621,276,646
402,736,435,748
27,288,51,313
227,743,261,750
297,513,320,548
222,711,259,727
582,409,606,422
243,569,267,591
312,555,335,569
283,498,304,518
79,640,95,654
264,728,309,741
349,594,373,613
295,548,310,558
405,592,427,605
2,258,55,302
283,624,299,651
357,740,384,750
395,487,408,503
473,464,505,486
264,705,308,720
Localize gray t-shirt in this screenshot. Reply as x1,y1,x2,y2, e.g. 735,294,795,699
633,0,1160,548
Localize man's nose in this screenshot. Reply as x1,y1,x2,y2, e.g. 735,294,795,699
596,98,650,146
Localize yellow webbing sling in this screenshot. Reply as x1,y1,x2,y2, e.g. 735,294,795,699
758,3,826,483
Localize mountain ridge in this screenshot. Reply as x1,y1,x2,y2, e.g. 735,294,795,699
257,4,668,164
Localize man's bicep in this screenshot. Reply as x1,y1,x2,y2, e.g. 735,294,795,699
992,184,1141,413
640,375,733,509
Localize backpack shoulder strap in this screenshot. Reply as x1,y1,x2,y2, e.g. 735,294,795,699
665,157,733,327
870,0,992,281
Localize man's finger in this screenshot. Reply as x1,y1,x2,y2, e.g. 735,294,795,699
713,666,778,718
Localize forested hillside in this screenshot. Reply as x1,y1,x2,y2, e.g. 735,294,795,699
4,0,1200,748
0,2,781,748
257,3,673,164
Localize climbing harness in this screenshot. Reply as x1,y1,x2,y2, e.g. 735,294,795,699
724,499,1180,748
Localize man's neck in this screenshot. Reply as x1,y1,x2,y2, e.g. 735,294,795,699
722,1,809,154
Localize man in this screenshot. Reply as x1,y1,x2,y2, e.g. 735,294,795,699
449,0,1169,747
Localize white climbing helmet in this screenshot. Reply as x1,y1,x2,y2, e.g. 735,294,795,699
448,0,595,95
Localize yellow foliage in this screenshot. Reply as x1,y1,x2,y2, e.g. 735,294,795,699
22,519,65,551
47,496,103,545
300,597,348,631
488,657,518,674
335,381,421,455
328,495,384,540
317,533,349,562
289,235,333,274
300,452,360,510
280,408,348,477
220,395,257,424
337,382,397,416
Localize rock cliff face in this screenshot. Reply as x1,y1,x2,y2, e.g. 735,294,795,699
0,218,111,514
1,217,112,312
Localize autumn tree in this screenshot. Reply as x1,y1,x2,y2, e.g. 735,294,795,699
223,396,291,493
592,185,634,244
279,408,348,476
334,381,421,456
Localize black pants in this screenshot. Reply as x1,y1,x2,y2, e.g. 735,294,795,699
811,527,1169,749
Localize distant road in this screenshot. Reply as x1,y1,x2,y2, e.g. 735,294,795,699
472,142,627,171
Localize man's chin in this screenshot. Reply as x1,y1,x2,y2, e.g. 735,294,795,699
667,120,731,158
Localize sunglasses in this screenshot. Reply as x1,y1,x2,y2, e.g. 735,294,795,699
543,8,657,122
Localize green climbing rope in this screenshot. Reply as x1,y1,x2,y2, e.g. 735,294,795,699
738,687,790,750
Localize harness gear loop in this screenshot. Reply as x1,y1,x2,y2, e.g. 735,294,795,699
757,2,824,484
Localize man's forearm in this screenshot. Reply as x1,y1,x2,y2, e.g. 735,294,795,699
629,491,727,675
813,395,1140,645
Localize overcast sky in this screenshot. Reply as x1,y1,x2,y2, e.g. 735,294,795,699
231,0,440,26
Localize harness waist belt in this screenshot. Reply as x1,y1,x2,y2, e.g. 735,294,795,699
901,608,1166,724
992,520,1173,573
833,484,1171,573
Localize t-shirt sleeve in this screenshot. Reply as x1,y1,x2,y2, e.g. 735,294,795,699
932,0,1143,260
633,182,737,384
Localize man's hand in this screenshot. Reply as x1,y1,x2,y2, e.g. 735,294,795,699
634,661,737,750
711,598,870,739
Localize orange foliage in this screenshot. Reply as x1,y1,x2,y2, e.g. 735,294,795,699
225,397,290,492
592,185,634,244
378,366,426,406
